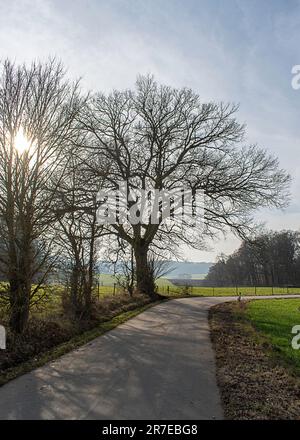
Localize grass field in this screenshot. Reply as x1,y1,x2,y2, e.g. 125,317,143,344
97,275,300,296
157,283,300,296
245,298,300,374
2,278,300,321
1,277,299,308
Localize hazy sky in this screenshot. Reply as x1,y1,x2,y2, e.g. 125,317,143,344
0,0,299,261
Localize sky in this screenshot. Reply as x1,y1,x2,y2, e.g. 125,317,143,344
0,0,299,262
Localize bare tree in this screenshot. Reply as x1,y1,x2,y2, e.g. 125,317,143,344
0,59,84,333
53,150,105,318
104,237,136,296
147,252,175,292
80,75,290,297
103,237,175,296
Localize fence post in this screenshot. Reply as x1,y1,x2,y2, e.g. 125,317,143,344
113,283,116,295
167,285,170,295
272,286,274,295
254,286,257,296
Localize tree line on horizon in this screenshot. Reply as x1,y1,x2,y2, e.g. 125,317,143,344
205,230,300,287
0,59,291,334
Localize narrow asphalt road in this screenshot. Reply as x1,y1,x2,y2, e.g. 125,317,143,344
0,295,299,420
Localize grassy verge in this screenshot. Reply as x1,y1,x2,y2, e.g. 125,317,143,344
245,298,300,374
209,299,300,419
0,298,162,387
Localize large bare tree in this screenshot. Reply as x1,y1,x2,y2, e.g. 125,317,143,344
80,75,290,297
0,60,84,333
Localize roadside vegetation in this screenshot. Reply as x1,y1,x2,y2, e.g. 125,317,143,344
245,299,300,373
210,298,300,419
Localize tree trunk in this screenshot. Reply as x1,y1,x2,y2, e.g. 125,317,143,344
8,237,32,334
134,243,156,297
84,218,96,316
9,278,31,334
70,265,81,316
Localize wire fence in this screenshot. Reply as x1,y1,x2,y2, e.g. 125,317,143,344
94,282,300,297
156,285,300,297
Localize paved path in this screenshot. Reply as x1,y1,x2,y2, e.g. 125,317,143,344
0,295,299,420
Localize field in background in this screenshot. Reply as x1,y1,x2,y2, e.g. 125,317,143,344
2,277,300,321
97,275,300,297
158,285,300,296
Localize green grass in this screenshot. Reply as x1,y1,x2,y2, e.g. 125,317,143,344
2,276,299,301
98,273,118,286
245,298,300,374
97,280,300,297
157,283,300,297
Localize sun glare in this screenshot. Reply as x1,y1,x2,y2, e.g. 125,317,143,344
14,128,31,154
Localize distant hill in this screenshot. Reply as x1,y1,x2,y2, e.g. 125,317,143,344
99,260,213,279
165,261,212,279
